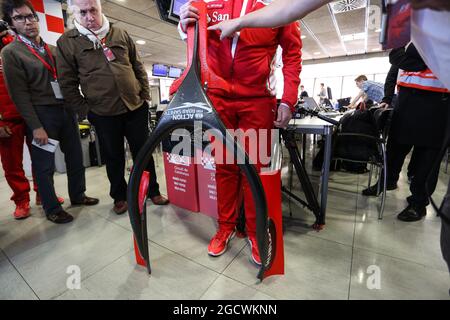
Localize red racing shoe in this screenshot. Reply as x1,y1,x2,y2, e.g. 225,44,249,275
207,228,236,257
14,203,31,220
248,235,261,266
36,194,65,206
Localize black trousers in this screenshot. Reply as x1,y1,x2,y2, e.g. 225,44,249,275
386,138,442,207
407,148,419,178
27,106,86,215
386,88,449,208
88,104,160,203
386,143,419,183
441,182,450,274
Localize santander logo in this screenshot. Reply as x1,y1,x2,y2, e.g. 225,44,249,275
210,11,230,23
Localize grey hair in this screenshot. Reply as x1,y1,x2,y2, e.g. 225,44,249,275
67,0,102,13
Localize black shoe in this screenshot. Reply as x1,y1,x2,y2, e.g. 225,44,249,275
397,205,426,222
71,196,99,206
47,210,74,224
362,182,397,196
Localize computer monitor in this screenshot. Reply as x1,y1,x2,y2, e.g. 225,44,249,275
168,0,190,22
338,97,351,108
323,98,333,108
152,64,169,77
155,0,189,25
155,0,174,25
168,66,183,78
327,87,333,100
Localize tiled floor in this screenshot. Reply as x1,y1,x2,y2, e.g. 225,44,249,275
0,143,449,300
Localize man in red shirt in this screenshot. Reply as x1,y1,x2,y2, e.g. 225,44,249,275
179,0,301,265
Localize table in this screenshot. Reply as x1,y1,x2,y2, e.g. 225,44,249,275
287,115,340,225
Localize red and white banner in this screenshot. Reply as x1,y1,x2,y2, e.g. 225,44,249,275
30,0,64,45
163,152,200,213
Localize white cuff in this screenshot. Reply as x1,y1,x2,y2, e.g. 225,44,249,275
178,23,188,41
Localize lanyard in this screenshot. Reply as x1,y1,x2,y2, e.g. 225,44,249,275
18,36,57,81
87,28,107,48
86,28,116,62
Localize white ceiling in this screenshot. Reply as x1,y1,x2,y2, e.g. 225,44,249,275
68,0,384,68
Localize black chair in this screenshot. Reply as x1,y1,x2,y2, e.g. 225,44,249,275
332,107,393,219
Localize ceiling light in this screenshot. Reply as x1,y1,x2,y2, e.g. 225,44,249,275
371,48,380,51
314,52,321,55
374,28,382,33
341,32,367,41
136,40,146,45
331,0,367,14
301,35,306,39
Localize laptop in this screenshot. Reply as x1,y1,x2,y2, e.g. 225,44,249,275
302,97,320,111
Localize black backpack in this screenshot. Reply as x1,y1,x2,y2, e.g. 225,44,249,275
313,108,384,174
333,109,380,163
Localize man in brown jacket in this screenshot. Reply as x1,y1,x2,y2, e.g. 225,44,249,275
57,0,168,215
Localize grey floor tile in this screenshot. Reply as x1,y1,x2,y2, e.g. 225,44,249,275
94,201,192,239
92,190,246,274
149,210,248,273
357,193,409,221
354,200,448,273
223,231,353,300
0,251,38,300
283,188,357,246
354,164,449,274
357,192,442,224
4,211,133,299
200,275,274,300
85,156,176,236
349,248,450,300
0,143,448,300
56,244,219,300
0,208,48,254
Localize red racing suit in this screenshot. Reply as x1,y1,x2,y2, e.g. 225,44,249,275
0,57,37,205
177,0,302,235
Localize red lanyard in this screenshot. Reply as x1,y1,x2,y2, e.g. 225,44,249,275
18,37,57,80
87,28,107,47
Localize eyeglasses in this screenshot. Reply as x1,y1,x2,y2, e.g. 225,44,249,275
11,14,39,23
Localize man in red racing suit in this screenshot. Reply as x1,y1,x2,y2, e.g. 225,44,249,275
178,0,302,265
0,30,37,219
